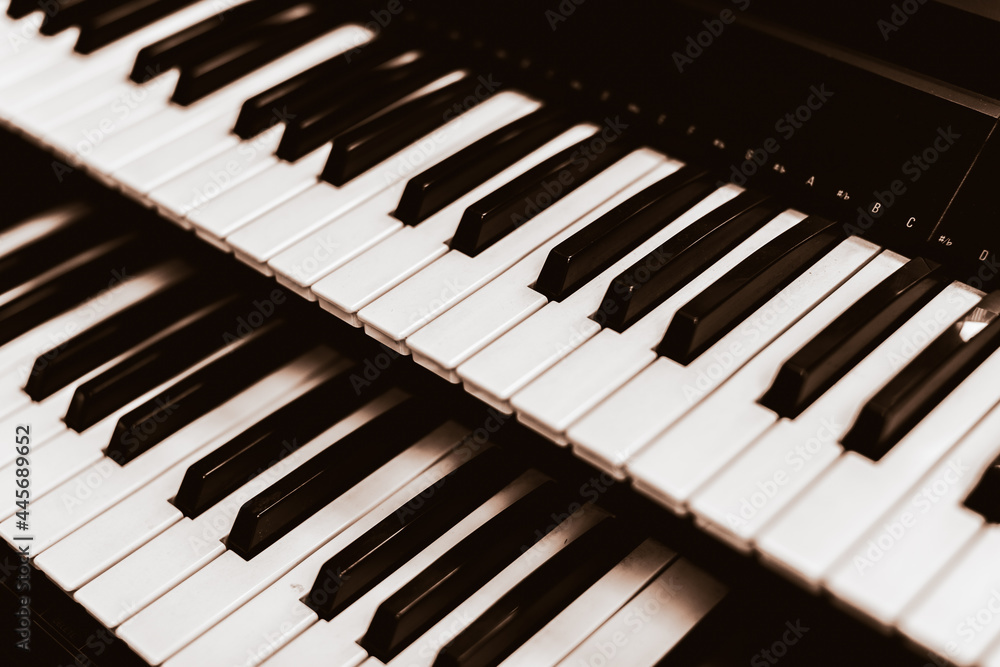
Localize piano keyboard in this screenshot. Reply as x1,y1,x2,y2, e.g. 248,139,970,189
1,0,999,665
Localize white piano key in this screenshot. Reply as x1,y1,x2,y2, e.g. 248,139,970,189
985,635,1000,667
554,558,728,667
0,347,335,556
15,1,252,130
382,504,610,667
574,237,881,489
690,282,976,553
163,442,494,667
456,187,743,412
113,113,240,196
500,538,677,667
282,121,591,304
0,11,45,69
900,529,1000,665
359,149,671,354
228,90,536,274
146,122,285,221
188,145,332,241
512,210,807,444
85,24,371,176
2,0,240,121
0,17,73,91
756,286,1000,589
37,358,352,593
824,397,1000,629
74,384,397,628
406,162,692,383
116,421,464,665
47,21,366,169
270,186,416,296
233,467,546,667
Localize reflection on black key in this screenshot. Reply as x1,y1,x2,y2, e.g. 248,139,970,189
321,74,490,186
965,454,1000,523
660,215,843,364
39,0,117,36
233,39,415,140
450,134,634,258
277,52,449,163
599,191,778,331
173,364,398,518
361,481,570,661
227,395,446,560
434,519,639,667
0,235,160,348
105,320,305,466
533,167,713,302
394,107,571,226
64,295,250,432
76,0,201,55
0,210,107,293
129,0,299,83
171,4,342,106
761,257,944,419
304,447,522,620
843,291,1000,460
24,275,222,401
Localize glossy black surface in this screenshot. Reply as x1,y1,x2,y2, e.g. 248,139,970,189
600,190,778,331
760,257,944,419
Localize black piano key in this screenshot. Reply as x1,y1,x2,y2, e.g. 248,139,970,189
129,0,300,83
276,51,451,163
965,454,1000,523
600,191,780,331
40,0,130,36
361,481,570,661
64,294,250,432
532,167,714,302
433,519,640,667
0,235,163,348
449,135,634,258
659,215,843,364
172,363,398,518
842,292,1000,460
760,257,944,419
7,0,37,18
321,74,491,186
304,446,522,621
105,320,306,466
233,39,416,140
226,395,447,560
23,276,227,402
0,208,108,293
393,107,572,226
170,4,344,106
75,0,201,55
